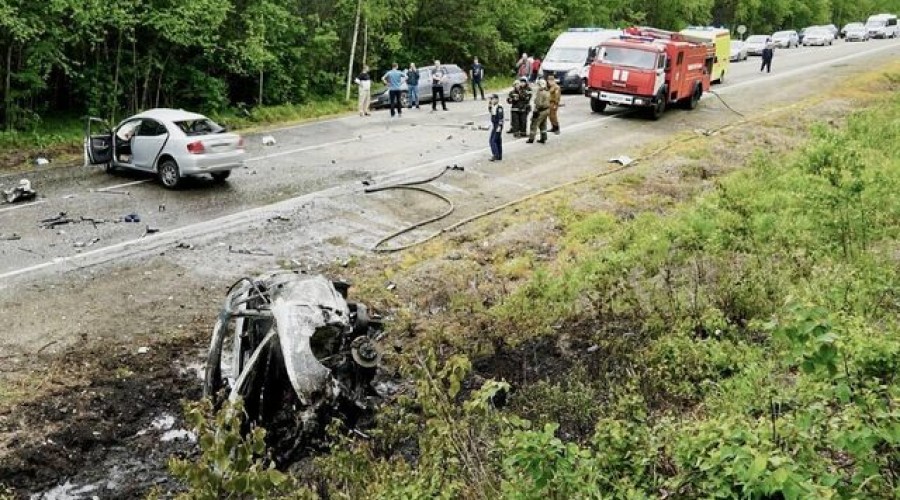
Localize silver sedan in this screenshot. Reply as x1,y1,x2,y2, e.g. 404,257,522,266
85,108,246,189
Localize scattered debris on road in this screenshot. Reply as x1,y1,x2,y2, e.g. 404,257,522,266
35,157,50,166
175,242,195,250
73,238,101,248
3,179,37,204
142,226,160,238
39,212,74,229
91,188,131,196
262,135,277,146
609,155,635,166
122,213,141,223
266,214,291,223
228,245,273,256
0,233,22,241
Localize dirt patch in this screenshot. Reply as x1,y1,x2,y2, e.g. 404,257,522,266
0,335,204,497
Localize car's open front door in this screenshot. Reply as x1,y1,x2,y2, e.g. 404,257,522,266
84,116,113,165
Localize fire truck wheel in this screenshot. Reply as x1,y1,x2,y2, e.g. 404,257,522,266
590,97,607,113
683,84,701,110
650,91,666,120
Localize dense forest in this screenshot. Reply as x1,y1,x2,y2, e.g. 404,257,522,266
0,0,898,128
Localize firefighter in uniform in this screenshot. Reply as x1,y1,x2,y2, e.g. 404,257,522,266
547,74,561,134
527,79,550,144
506,77,532,138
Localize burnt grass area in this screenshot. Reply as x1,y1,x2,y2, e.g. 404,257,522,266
0,335,204,497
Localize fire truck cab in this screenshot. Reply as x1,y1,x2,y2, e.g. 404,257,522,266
585,27,713,119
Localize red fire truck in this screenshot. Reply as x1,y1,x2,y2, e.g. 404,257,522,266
584,26,714,119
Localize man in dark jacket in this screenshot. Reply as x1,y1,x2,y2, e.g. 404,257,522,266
431,60,448,111
406,63,420,108
506,77,532,137
488,94,504,161
471,57,485,100
761,43,774,73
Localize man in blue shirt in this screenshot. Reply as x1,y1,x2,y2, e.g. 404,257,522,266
382,62,406,117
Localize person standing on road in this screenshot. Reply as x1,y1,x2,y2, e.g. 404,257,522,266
354,65,372,116
761,43,774,73
527,79,550,144
507,77,532,138
488,94,504,161
547,74,561,134
530,55,542,82
431,60,448,111
471,57,485,100
525,54,535,81
382,62,406,117
406,63,420,109
516,53,529,78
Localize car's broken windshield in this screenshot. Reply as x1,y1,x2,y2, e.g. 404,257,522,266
599,47,657,69
175,119,224,136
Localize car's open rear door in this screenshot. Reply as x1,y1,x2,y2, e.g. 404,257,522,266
84,117,113,165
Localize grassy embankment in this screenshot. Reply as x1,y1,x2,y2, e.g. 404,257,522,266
0,76,512,174
170,62,900,498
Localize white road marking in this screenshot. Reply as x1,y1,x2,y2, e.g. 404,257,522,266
0,200,47,213
2,40,898,283
246,131,392,162
95,179,151,191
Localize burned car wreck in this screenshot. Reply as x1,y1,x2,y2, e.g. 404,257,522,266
203,272,383,460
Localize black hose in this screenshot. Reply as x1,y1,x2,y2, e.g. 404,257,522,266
364,166,456,252
708,89,746,117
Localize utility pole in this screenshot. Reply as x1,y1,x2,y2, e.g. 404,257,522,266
345,0,363,101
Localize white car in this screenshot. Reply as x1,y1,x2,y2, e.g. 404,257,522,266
803,28,835,46
729,40,748,61
85,109,246,189
744,35,772,55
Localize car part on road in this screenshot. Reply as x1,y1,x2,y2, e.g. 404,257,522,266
39,212,75,229
3,179,37,204
203,272,384,458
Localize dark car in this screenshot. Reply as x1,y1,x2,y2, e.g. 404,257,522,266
372,64,468,108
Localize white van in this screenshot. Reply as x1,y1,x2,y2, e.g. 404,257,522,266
540,28,622,92
866,13,898,39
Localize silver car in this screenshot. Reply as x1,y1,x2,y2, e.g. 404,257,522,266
803,27,835,46
372,64,468,108
744,35,772,55
844,24,870,41
85,109,246,189
772,30,799,48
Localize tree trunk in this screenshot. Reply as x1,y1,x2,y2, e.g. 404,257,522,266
259,69,264,106
344,0,363,101
110,30,123,123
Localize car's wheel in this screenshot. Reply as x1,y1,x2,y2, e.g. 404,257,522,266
400,91,409,108
211,171,231,183
158,159,181,189
590,97,606,113
449,85,464,102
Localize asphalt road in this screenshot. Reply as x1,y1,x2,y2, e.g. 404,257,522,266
1,38,899,287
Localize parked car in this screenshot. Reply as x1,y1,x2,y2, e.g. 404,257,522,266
845,24,871,41
802,27,835,46
744,35,772,55
821,24,839,38
772,30,799,48
372,64,468,109
840,22,863,38
84,108,246,189
729,40,748,61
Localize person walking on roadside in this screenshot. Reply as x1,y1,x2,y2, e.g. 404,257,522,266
530,55,542,82
516,53,529,78
761,43,774,73
525,54,535,81
488,94,504,161
471,57,485,100
406,63,420,108
507,77,532,138
527,79,550,144
547,74,561,134
382,62,406,117
431,60,448,111
354,65,372,116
